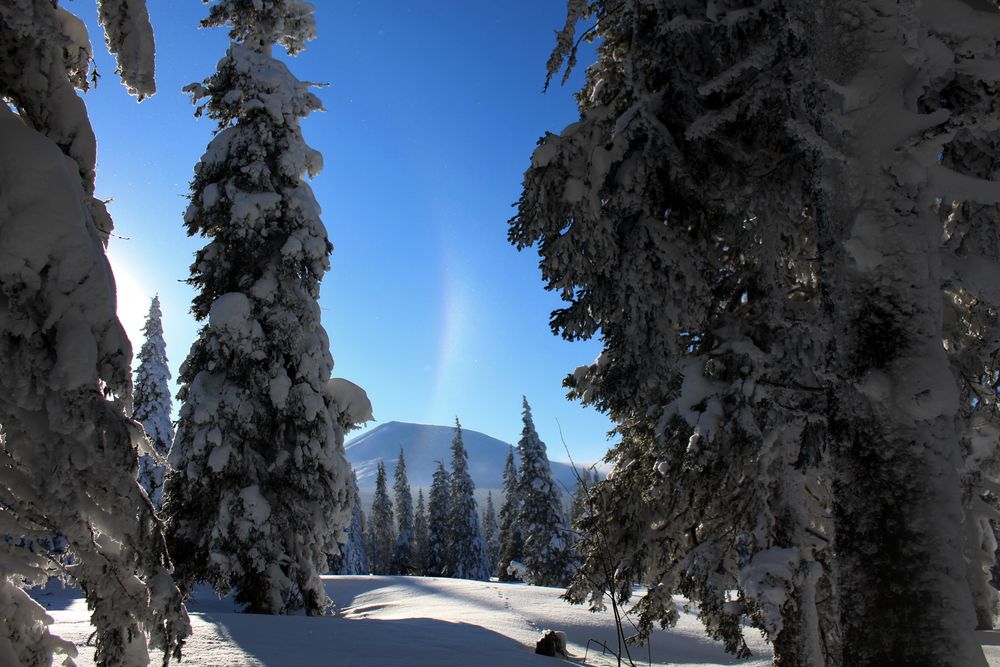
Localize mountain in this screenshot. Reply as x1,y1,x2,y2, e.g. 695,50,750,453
345,421,592,494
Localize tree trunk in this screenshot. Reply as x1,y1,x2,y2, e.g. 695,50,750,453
819,1,987,663
771,562,825,667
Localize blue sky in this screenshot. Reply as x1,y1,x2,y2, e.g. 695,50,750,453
79,1,615,464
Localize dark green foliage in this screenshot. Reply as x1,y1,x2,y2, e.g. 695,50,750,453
392,447,415,574
368,461,395,575
446,419,490,580
497,447,523,581
425,462,450,578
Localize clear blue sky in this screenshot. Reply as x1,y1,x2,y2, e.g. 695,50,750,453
79,1,615,464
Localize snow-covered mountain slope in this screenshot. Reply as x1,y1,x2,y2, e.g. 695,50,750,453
345,421,594,492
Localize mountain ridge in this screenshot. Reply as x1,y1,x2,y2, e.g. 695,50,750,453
345,420,595,493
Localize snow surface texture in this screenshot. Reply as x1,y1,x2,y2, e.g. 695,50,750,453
28,575,821,667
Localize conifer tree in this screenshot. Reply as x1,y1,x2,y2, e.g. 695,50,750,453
412,488,429,576
515,398,575,586
426,461,451,577
163,0,369,615
0,2,189,663
329,469,367,575
134,295,173,509
516,0,994,663
360,507,371,573
513,0,838,660
446,419,490,580
497,446,523,581
483,491,500,577
368,461,396,575
392,447,415,574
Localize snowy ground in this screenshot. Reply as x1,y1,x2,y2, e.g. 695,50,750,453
31,576,1000,666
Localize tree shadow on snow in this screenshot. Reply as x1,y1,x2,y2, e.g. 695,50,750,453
320,576,765,666
324,575,517,618
195,612,564,667
28,580,83,611
977,629,1000,647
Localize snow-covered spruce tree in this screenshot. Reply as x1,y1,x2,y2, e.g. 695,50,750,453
367,461,396,575
446,419,490,580
425,461,451,578
515,399,575,587
518,0,998,663
412,488,429,576
134,295,174,509
392,447,415,574
512,0,841,662
483,491,500,576
0,2,190,664
163,0,370,615
328,469,367,575
497,446,523,581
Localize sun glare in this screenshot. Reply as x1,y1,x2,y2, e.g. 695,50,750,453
107,245,152,355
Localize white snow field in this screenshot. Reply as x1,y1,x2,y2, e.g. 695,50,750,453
32,575,1000,666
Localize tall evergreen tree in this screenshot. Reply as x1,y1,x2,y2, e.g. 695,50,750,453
515,398,575,586
368,461,396,575
513,0,838,660
134,295,174,509
0,2,189,664
329,469,367,575
446,418,490,580
483,491,500,577
163,0,369,615
425,461,451,577
497,446,523,581
392,447,415,574
360,507,371,573
412,488,429,576
514,1,995,664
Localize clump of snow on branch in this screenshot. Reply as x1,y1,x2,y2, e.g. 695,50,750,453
0,1,189,663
